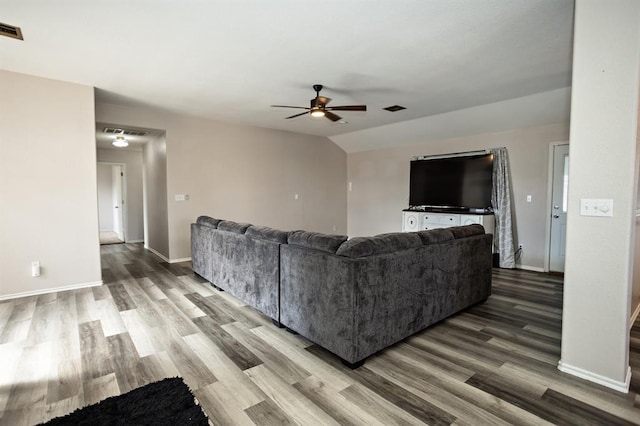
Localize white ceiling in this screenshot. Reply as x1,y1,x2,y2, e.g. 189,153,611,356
1,1,574,141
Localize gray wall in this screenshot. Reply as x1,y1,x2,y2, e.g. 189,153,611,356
143,134,169,258
96,102,348,261
347,122,569,270
0,70,101,298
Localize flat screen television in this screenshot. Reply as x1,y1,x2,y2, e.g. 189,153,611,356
409,153,494,211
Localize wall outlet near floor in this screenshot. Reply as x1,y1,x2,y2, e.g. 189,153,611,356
31,261,40,277
518,244,523,251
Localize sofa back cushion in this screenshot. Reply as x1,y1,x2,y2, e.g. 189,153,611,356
196,216,222,228
245,225,289,244
416,228,454,245
288,230,348,254
336,232,423,258
217,220,251,234
449,224,485,239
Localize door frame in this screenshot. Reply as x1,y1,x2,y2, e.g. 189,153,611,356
544,141,569,272
97,161,128,243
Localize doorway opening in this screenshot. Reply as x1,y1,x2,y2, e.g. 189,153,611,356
97,162,126,245
547,143,569,273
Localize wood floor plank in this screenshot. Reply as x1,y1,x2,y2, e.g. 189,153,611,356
365,355,513,426
79,320,114,381
339,382,431,426
82,372,120,407
293,375,389,426
192,315,263,371
223,321,311,385
244,398,296,425
245,364,341,425
0,301,36,344
182,333,267,409
193,381,257,426
1,242,639,426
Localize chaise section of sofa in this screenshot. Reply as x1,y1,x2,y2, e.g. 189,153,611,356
279,225,492,366
191,217,288,322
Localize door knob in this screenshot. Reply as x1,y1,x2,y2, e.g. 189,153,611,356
115,206,119,209
553,205,560,210
553,214,559,218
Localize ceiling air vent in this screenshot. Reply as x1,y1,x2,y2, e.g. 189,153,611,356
0,22,23,40
103,127,147,137
383,105,407,112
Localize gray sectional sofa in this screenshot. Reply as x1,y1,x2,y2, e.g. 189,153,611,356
191,216,492,367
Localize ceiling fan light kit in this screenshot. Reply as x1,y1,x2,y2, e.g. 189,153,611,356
112,135,129,148
272,84,366,123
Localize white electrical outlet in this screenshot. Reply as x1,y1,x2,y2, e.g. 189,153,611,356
31,261,40,277
580,198,613,217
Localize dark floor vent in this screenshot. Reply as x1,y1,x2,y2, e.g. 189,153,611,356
0,22,23,40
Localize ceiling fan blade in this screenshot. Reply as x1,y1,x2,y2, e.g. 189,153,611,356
271,105,309,109
324,111,342,122
318,96,331,106
285,111,311,119
327,105,367,111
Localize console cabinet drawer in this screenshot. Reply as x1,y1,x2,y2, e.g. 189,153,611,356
421,214,459,229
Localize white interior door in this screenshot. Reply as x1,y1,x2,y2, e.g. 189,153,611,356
112,165,125,241
549,144,569,272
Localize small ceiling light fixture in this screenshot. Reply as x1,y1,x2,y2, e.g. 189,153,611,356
310,109,326,118
112,136,129,148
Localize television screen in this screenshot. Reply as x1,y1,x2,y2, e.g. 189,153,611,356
409,153,493,210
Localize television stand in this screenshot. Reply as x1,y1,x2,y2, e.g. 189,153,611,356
401,210,495,250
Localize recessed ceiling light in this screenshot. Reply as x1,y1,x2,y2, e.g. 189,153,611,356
383,105,407,112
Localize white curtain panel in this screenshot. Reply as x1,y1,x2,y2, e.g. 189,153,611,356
490,147,516,268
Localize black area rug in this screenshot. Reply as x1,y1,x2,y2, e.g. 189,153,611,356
41,377,209,425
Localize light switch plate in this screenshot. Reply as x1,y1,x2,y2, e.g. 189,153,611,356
580,198,613,217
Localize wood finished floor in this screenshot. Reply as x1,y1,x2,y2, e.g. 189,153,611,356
1,242,639,425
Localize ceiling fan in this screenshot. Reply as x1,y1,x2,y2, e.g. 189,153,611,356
271,84,367,122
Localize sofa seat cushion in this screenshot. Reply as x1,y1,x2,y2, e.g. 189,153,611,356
336,232,423,258
288,230,347,254
196,216,222,228
449,224,485,239
246,225,289,244
417,228,454,245
218,220,251,234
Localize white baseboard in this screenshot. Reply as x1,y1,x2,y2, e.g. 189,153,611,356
145,247,190,264
515,264,545,273
558,360,631,393
126,239,144,244
0,280,103,301
147,247,170,262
